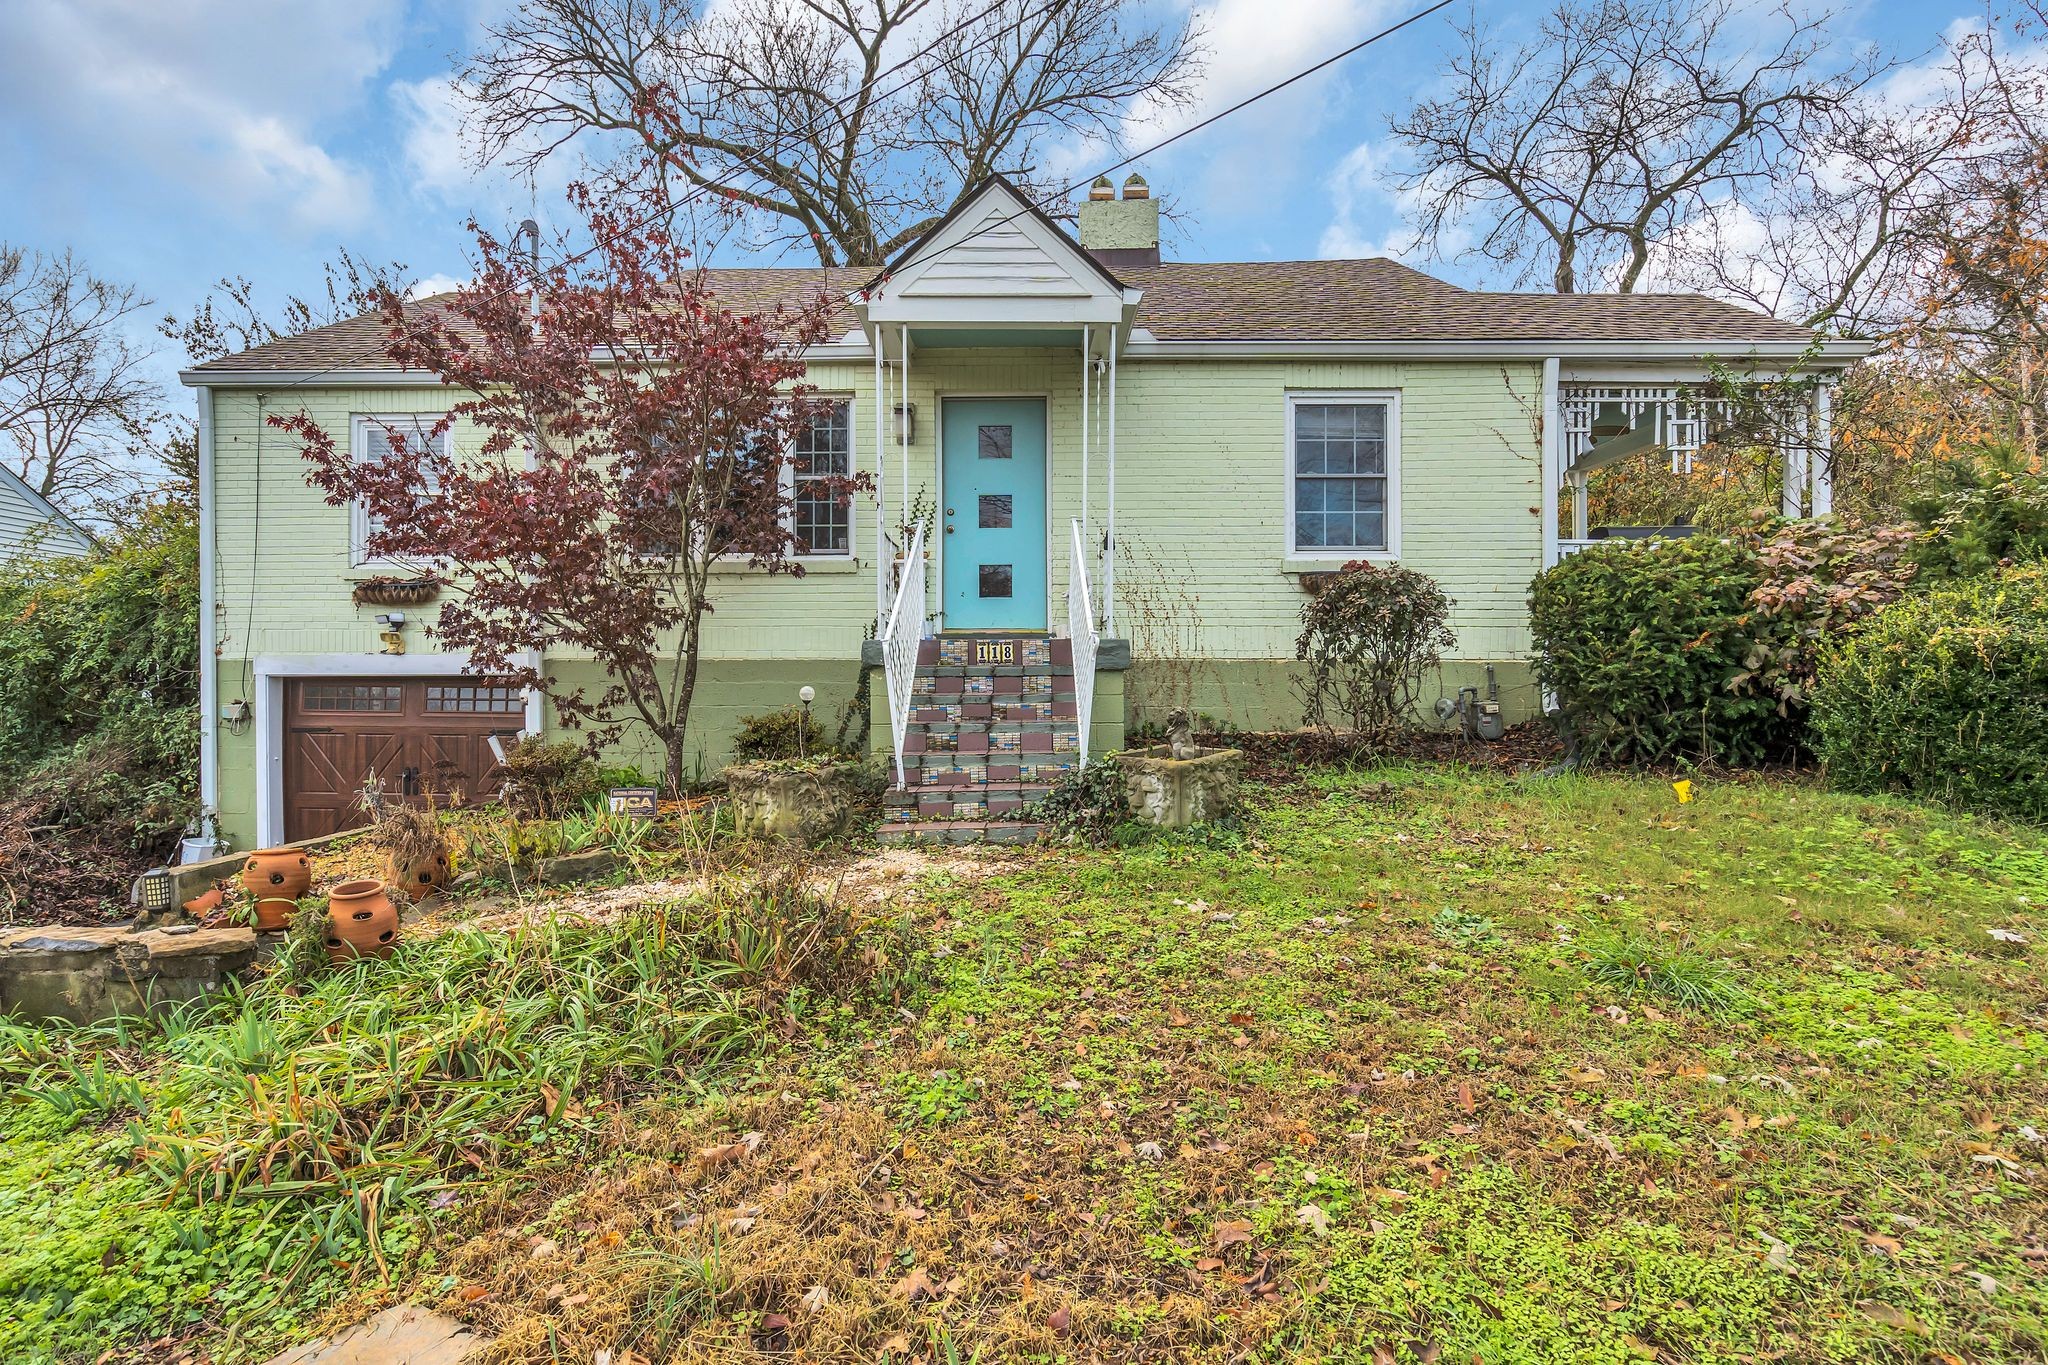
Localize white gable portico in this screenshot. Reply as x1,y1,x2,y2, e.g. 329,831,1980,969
851,177,1140,788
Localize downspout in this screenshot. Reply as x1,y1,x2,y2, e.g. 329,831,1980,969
195,384,220,839
1539,358,1560,569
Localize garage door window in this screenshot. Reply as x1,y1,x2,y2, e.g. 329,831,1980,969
425,685,524,714
300,683,403,712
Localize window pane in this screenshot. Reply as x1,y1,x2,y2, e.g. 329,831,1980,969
978,425,1013,459
425,684,523,714
793,400,852,554
1295,477,1387,550
301,683,402,712
978,494,1013,528
979,563,1013,597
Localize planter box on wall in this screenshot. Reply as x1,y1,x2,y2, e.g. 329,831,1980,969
1115,745,1246,828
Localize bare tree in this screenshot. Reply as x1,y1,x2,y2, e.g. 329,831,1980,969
162,248,417,366
461,0,1201,265
1390,0,1882,296
0,247,163,511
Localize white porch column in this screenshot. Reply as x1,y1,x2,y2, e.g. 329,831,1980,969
1780,406,1809,519
1810,382,1834,517
1104,328,1118,636
1079,324,1092,559
1571,471,1589,539
898,324,910,536
874,326,887,625
1540,358,1561,567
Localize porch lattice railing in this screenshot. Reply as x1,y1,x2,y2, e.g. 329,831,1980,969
881,522,925,789
1066,518,1100,768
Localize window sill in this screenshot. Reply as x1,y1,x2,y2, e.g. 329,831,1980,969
1280,552,1396,575
709,556,862,576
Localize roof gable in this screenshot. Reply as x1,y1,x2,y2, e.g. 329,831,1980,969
861,177,1128,321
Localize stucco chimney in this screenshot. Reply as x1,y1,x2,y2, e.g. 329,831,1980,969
1078,172,1160,270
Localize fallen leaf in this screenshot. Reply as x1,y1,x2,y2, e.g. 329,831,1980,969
1858,1301,1930,1335
801,1284,829,1312
1864,1234,1903,1257
1456,1082,1476,1115
1047,1305,1072,1334
1296,1203,1331,1236
893,1267,936,1302
1214,1219,1254,1250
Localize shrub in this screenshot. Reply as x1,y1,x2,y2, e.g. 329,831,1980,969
1908,464,2048,583
732,705,830,761
1530,535,1788,764
497,737,604,818
1735,518,1918,712
1294,561,1455,736
1810,564,2048,820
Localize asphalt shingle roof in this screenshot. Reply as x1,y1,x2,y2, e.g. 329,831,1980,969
187,258,1813,374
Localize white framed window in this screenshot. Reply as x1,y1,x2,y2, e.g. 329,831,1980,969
349,413,449,566
1285,392,1400,558
790,397,854,558
629,397,857,563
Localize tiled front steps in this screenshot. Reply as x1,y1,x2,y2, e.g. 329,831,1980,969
876,635,1082,845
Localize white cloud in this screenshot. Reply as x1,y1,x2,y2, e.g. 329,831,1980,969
406,272,473,300
0,0,404,232
395,76,475,198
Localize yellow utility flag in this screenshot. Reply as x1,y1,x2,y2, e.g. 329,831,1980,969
1673,779,1694,804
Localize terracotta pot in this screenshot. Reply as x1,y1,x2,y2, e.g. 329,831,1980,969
383,844,452,898
241,847,312,902
325,878,400,963
252,896,296,932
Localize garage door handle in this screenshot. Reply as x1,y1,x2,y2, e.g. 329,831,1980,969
295,726,335,734
401,766,419,796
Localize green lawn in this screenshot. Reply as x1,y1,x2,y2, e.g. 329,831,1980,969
6,766,2047,1362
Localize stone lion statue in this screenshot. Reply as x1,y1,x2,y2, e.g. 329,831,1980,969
1165,707,1200,761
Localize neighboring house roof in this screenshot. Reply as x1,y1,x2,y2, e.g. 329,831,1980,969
0,463,96,558
183,255,1824,376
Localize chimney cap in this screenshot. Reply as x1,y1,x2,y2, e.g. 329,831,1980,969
1088,175,1115,201
1121,173,1150,200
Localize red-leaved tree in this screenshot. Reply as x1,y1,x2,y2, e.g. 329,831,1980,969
272,183,856,788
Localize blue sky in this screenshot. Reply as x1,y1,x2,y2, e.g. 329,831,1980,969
0,0,1968,400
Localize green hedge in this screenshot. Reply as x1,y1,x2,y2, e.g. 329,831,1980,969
1529,536,1796,765
0,499,199,848
1810,565,2048,820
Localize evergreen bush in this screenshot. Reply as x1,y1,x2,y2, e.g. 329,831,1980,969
1810,564,2048,820
1529,535,1789,764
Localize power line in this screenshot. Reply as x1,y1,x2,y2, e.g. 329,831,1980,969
871,0,1458,287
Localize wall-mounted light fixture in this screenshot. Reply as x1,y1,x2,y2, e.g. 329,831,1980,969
891,403,916,444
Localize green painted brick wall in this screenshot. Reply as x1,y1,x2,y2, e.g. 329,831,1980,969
204,351,1545,843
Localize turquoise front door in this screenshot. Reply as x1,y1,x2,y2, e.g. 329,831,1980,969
941,398,1047,630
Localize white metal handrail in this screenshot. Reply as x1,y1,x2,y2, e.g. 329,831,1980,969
1066,517,1100,767
880,522,925,789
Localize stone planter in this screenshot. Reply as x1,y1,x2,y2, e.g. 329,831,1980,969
1114,745,1246,828
725,762,857,845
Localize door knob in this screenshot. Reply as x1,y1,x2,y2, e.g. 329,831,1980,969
946,523,955,533
946,507,955,515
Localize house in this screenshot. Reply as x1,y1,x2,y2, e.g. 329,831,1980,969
180,175,1868,848
0,463,96,559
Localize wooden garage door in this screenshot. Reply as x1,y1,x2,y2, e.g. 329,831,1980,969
284,679,523,840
